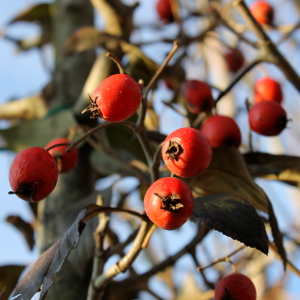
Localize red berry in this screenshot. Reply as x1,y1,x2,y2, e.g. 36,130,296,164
144,177,194,230
250,0,274,25
164,77,177,91
162,127,212,178
200,115,242,148
82,74,142,123
156,0,174,23
225,49,244,73
181,80,215,114
215,273,257,300
9,147,59,202
254,77,283,104
45,137,79,173
249,101,288,136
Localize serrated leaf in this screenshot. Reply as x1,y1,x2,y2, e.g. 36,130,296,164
60,189,113,276
268,199,287,270
0,265,25,300
0,110,78,152
244,152,300,187
190,194,268,254
12,209,87,300
12,204,144,300
186,146,269,212
63,27,116,55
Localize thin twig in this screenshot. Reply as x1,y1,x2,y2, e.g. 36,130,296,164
269,241,300,277
142,41,180,101
216,57,262,102
92,220,153,297
66,121,135,152
198,245,246,271
151,142,163,183
233,0,300,93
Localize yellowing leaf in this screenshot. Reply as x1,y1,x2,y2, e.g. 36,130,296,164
186,146,269,212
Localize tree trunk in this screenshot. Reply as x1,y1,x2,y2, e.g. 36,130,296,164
38,0,97,299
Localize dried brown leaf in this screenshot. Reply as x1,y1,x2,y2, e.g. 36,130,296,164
6,216,35,250
12,204,144,300
63,27,115,55
244,152,300,187
0,265,25,300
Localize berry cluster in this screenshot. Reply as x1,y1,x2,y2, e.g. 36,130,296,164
9,73,142,202
249,77,288,136
8,138,79,202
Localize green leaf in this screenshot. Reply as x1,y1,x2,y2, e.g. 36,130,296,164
0,110,78,152
190,193,268,255
0,265,25,300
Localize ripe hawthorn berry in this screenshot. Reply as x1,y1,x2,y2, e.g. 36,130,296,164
225,49,244,73
254,77,283,104
250,0,274,25
82,74,142,123
181,80,215,114
249,101,288,136
45,137,79,173
144,177,194,230
200,115,242,148
215,273,257,300
156,0,174,23
162,127,212,178
9,147,59,202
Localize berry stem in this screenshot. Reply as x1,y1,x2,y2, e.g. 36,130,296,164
105,52,126,74
137,40,180,129
45,142,71,152
151,142,163,182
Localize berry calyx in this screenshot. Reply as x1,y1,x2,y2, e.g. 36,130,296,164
250,0,274,25
248,101,288,136
156,0,174,23
200,115,242,148
254,77,283,104
8,147,59,202
82,74,142,123
144,177,194,230
225,49,244,73
215,273,257,300
181,80,215,114
45,137,79,173
162,127,212,178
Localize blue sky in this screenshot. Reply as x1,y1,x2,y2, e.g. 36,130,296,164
1,1,300,299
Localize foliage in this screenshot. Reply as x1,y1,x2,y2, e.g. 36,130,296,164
1,0,300,300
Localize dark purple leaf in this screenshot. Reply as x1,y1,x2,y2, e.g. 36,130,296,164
190,193,268,255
